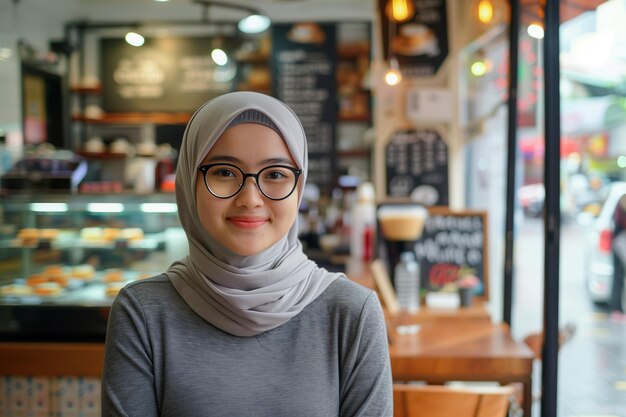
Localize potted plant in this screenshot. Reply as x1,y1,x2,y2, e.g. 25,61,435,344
457,268,480,307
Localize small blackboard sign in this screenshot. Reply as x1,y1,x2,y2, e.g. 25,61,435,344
385,128,448,206
414,208,489,299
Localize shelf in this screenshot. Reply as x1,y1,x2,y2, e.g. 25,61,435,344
72,112,192,125
235,53,270,63
70,86,102,94
1,233,166,251
339,115,370,122
236,83,272,95
338,43,370,58
337,149,371,158
77,152,127,160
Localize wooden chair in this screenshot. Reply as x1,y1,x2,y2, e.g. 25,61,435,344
393,384,516,417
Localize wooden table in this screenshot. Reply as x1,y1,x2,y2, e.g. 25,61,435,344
392,303,492,323
388,320,535,417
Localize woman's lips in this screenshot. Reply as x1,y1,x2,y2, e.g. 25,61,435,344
227,216,269,229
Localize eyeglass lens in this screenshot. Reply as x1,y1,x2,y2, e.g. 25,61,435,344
204,164,298,200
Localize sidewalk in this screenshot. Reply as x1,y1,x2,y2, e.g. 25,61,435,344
555,311,626,416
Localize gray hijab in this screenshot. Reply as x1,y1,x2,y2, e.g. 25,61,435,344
165,91,341,337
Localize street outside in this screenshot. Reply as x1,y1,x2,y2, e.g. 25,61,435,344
512,216,626,416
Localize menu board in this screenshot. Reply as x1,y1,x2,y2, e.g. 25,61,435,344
414,209,488,299
378,0,449,76
385,129,448,206
271,23,337,188
101,37,236,112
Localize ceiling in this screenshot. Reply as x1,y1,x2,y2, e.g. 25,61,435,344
70,0,374,22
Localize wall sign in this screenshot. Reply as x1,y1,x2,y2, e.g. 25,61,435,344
101,37,235,112
378,0,449,76
271,23,337,188
414,208,489,299
406,87,453,122
385,128,448,206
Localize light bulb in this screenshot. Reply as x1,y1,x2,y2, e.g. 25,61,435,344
238,15,271,34
470,60,487,76
384,58,402,86
385,0,415,23
125,32,145,47
211,48,228,66
477,0,494,24
527,23,544,39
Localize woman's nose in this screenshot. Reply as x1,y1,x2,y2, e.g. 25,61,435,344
235,177,264,207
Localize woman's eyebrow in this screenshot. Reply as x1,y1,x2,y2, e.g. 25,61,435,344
261,157,294,165
203,155,294,166
204,155,242,163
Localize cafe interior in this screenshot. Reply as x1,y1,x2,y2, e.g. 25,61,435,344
1,0,626,416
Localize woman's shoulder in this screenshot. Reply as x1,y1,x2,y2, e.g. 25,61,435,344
318,275,379,315
116,274,176,303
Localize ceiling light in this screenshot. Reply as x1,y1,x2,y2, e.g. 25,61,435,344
29,203,68,213
384,58,402,86
238,14,271,34
527,23,544,39
87,203,124,213
385,0,415,23
125,31,145,47
477,0,494,24
211,48,228,66
140,203,178,213
470,60,487,76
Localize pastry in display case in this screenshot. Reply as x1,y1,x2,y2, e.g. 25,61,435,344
0,193,186,341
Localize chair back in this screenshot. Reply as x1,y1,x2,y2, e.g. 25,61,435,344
393,384,514,417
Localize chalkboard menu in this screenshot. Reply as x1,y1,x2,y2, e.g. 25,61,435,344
385,129,448,206
271,23,337,188
378,0,449,76
413,209,488,299
101,37,236,112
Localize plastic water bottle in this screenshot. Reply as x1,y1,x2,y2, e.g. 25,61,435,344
350,182,377,265
394,251,420,312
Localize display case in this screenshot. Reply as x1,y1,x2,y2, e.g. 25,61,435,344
0,193,184,341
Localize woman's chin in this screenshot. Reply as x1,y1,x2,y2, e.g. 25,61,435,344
225,241,273,257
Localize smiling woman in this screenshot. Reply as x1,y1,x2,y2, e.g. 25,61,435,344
101,91,393,417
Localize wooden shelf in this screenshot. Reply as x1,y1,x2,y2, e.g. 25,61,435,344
337,149,371,158
72,112,192,125
338,43,370,58
235,53,270,63
237,83,272,94
77,151,127,159
70,86,103,94
339,115,370,122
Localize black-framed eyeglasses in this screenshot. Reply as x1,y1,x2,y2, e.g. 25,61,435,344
198,163,302,201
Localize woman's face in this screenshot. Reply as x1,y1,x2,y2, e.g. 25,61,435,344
195,123,300,256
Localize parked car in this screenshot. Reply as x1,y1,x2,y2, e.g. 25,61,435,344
585,181,626,305
519,174,609,219
518,183,545,218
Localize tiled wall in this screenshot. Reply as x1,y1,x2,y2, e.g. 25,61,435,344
0,376,100,417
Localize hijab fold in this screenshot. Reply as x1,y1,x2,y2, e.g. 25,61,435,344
165,92,341,337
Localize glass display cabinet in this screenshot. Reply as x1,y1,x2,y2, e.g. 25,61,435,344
0,193,184,341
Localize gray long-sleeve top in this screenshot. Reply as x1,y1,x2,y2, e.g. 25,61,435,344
102,275,393,417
